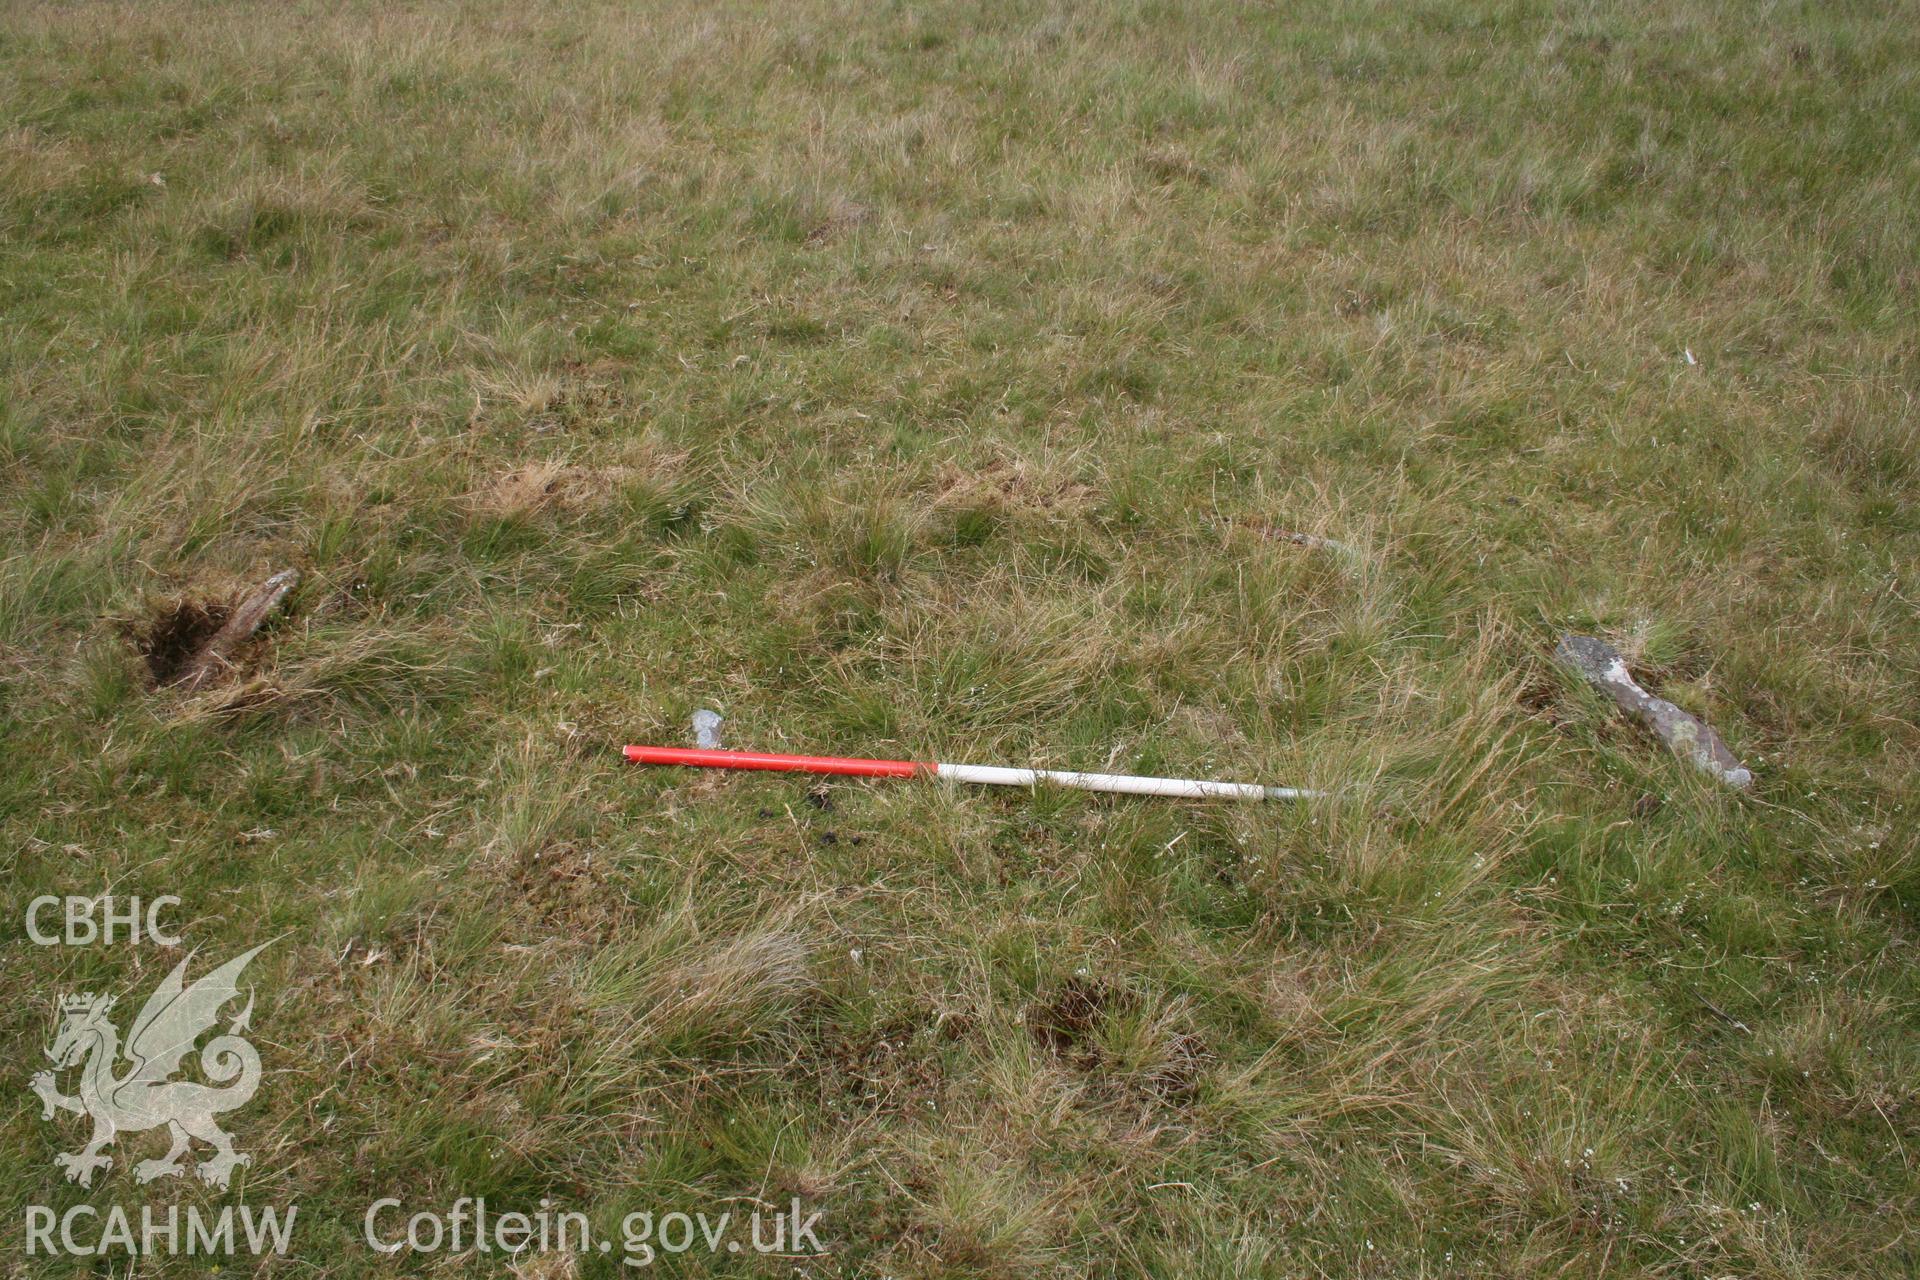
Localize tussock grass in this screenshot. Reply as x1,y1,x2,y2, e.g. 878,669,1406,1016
3,0,1917,1275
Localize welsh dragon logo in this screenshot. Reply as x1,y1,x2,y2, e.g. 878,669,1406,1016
31,944,267,1189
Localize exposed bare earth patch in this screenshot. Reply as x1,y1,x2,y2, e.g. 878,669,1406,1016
127,597,231,686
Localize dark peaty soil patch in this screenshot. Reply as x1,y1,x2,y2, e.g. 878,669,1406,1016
129,600,231,686
1029,977,1210,1099
1029,975,1129,1067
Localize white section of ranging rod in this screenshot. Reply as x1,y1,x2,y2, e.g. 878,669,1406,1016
934,762,1319,801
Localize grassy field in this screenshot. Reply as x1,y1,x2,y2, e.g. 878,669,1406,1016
3,0,1917,1274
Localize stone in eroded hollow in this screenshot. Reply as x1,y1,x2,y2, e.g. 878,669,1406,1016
173,569,300,692
1554,634,1752,790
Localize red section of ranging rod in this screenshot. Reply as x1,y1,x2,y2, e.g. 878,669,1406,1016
623,744,929,779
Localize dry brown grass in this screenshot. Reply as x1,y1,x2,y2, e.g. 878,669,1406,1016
3,0,1915,1275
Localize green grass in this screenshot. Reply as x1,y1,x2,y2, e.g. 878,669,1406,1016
2,0,1916,1274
